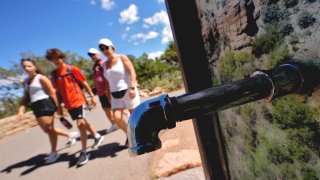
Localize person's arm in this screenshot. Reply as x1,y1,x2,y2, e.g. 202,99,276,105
120,54,137,99
39,75,63,115
72,66,97,107
104,77,111,103
101,61,111,103
16,90,28,121
81,80,97,107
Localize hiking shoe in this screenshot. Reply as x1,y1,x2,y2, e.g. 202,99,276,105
45,152,60,164
66,131,79,146
66,138,76,146
92,135,104,149
76,152,90,166
106,124,119,134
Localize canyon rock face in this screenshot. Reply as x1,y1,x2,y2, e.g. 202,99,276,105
196,0,269,68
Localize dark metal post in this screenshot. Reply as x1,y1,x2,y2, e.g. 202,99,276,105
165,0,229,179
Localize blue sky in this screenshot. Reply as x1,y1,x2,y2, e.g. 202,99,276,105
0,0,171,69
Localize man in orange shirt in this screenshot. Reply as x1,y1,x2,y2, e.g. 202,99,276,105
46,48,104,166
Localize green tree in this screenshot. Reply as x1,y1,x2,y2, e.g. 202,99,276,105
297,11,316,29
160,41,179,65
134,53,170,83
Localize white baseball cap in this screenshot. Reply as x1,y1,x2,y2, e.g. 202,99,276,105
88,48,100,55
98,38,113,47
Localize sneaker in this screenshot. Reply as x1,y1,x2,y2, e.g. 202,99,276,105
92,135,105,149
106,124,119,134
66,131,79,146
76,152,90,166
45,152,60,164
66,138,76,146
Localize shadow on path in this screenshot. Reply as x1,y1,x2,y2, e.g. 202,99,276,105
1,152,78,176
90,142,127,159
1,134,128,174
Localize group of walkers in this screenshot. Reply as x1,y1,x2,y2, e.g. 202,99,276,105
16,38,140,166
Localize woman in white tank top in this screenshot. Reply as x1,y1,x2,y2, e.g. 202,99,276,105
99,38,140,145
17,59,78,164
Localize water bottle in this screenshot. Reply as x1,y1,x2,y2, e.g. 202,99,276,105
60,117,73,129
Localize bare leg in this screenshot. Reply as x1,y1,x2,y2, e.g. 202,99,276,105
54,128,72,138
103,107,114,124
76,119,87,150
38,116,57,152
83,119,99,137
113,109,127,133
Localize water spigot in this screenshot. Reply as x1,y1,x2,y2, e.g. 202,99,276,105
127,94,176,156
127,63,318,156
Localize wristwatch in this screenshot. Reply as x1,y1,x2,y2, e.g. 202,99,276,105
130,86,135,90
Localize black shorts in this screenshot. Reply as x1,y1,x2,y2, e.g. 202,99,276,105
99,95,111,108
68,104,86,120
30,98,56,118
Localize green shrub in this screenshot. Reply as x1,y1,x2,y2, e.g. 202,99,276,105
140,70,183,92
252,33,277,57
217,50,236,83
300,165,318,180
297,11,316,29
217,50,256,83
289,34,299,45
277,21,294,36
306,0,316,3
268,45,292,68
272,96,320,130
0,97,22,119
234,51,256,80
292,7,299,13
303,29,312,36
219,32,230,50
240,104,257,125
262,4,288,24
292,46,299,52
134,57,171,83
282,0,298,8
268,143,293,164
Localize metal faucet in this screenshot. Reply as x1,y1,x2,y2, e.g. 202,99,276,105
127,63,319,156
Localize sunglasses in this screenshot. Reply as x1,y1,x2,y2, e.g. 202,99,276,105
88,53,95,57
99,45,110,51
21,58,31,62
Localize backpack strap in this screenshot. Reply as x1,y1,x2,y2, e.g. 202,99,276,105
52,66,80,93
67,66,80,93
68,66,90,109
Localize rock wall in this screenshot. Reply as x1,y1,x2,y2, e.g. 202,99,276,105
196,0,271,67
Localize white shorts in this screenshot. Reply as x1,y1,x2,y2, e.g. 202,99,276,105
111,88,140,110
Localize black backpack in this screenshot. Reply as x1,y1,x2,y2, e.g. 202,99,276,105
52,65,83,93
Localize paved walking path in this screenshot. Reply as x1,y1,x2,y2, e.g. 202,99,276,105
0,89,205,180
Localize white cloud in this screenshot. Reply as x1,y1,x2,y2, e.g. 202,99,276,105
144,10,169,25
148,51,163,59
161,26,172,44
121,33,128,40
143,10,173,44
107,22,113,26
119,4,139,24
134,42,139,46
121,27,131,40
142,24,150,29
90,0,96,5
130,31,159,42
101,0,116,11
156,0,165,4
